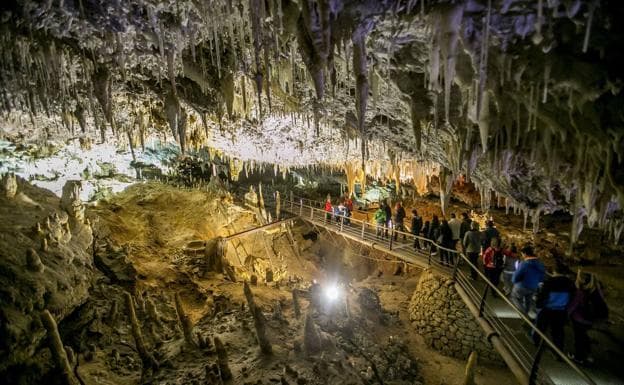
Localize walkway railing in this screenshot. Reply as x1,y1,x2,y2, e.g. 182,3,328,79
277,196,597,385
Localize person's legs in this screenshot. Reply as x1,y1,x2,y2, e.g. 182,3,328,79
550,310,566,351
572,321,591,362
468,252,479,280
533,308,549,345
448,249,455,266
525,288,537,317
512,286,528,314
502,271,513,294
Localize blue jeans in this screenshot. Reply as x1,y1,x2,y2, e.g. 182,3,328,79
512,285,537,316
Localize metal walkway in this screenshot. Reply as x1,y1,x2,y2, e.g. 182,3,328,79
271,196,621,385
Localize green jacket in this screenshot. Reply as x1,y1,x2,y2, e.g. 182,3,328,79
374,208,386,223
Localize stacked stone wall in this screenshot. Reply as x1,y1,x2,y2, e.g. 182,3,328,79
408,270,503,364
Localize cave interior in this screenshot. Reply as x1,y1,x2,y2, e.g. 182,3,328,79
1,0,623,384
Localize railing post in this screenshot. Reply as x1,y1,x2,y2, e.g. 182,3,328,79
299,199,303,216
361,221,365,239
478,285,489,317
340,215,344,232
528,339,546,385
389,227,394,250
427,246,432,265
310,207,314,220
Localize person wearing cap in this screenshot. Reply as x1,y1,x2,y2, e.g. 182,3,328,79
512,244,545,317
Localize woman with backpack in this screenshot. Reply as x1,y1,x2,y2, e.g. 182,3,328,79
482,237,506,295
567,271,609,365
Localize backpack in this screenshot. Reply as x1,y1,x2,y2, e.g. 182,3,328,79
493,249,505,269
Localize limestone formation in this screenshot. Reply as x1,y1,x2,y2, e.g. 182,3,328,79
214,336,232,381
463,351,478,385
123,292,159,371
1,173,17,198
40,310,80,385
292,289,301,318
60,181,85,222
303,312,321,356
26,248,44,272
243,281,272,354
174,292,196,347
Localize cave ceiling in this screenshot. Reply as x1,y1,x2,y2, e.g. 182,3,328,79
0,0,623,241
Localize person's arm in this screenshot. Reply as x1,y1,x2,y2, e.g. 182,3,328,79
535,279,550,309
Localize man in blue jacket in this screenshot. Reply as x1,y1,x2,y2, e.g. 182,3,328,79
512,244,545,317
533,264,575,350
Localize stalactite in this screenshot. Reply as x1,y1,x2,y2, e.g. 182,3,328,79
582,1,596,53
440,5,464,122
249,0,263,116
352,29,369,178
476,0,491,124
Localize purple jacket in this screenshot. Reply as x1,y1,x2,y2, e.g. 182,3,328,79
568,288,606,325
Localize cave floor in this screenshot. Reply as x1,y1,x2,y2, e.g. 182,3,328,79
79,182,513,384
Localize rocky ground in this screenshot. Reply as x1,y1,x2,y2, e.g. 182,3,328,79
1,178,517,385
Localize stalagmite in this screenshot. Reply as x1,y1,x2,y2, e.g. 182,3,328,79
275,191,281,220
174,293,196,347
243,281,272,354
292,289,301,318
1,173,17,198
462,351,478,385
26,248,44,272
123,292,159,371
40,310,80,385
214,336,232,381
303,311,321,355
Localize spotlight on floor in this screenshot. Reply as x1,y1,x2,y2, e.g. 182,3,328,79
323,283,341,303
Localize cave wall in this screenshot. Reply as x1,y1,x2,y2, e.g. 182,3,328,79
0,176,94,377
408,269,502,364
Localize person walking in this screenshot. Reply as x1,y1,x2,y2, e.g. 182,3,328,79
324,197,332,223
533,264,575,350
482,220,500,250
374,205,387,239
482,238,505,294
462,221,481,280
384,200,392,238
438,220,454,266
448,213,462,249
512,245,545,317
567,271,609,365
411,209,423,250
459,212,472,242
502,244,520,295
393,202,407,241
428,215,440,255
422,220,430,249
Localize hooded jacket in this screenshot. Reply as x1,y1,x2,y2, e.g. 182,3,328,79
512,257,545,290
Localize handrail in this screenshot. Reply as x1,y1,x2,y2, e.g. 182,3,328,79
277,196,598,385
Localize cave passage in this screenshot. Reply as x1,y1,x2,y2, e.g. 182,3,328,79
1,1,624,385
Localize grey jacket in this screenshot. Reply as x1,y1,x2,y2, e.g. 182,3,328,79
463,230,481,253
